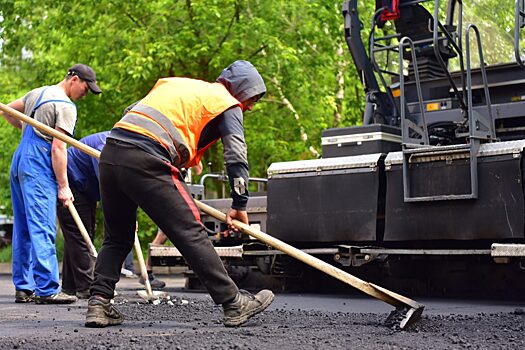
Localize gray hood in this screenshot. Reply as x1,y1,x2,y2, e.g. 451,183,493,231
217,60,266,102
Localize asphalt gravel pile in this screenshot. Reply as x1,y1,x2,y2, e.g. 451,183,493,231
0,294,523,350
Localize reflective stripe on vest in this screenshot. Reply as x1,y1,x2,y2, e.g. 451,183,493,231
114,78,240,167
119,104,189,166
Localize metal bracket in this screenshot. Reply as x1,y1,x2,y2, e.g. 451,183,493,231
334,246,386,267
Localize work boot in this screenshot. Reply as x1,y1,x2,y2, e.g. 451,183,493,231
222,289,274,327
85,295,123,328
139,272,166,289
15,290,35,303
35,291,77,304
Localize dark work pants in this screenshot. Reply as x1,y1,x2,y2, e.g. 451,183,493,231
90,139,238,304
57,188,96,293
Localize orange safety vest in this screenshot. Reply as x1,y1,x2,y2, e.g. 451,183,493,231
114,78,241,168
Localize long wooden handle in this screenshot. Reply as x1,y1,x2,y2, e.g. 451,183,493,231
134,233,153,297
195,201,422,309
0,102,101,159
67,203,98,258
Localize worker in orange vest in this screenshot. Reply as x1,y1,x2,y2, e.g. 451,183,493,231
85,60,274,328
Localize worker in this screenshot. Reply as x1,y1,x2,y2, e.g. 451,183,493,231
1,64,101,304
56,131,109,299
85,60,274,328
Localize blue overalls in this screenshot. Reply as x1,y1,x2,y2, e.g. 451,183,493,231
10,88,75,296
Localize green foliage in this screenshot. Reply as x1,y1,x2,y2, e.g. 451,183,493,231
0,244,12,263
0,0,361,236
55,230,65,262
0,0,519,237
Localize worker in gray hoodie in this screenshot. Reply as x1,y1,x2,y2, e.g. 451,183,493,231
85,60,274,328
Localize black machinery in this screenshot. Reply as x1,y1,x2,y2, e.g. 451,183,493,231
151,0,525,296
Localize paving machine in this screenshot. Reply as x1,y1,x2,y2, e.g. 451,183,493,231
151,0,525,296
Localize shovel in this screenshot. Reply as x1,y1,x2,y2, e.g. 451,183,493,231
195,201,424,330
0,102,424,326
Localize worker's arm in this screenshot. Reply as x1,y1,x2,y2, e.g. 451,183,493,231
52,127,73,207
218,106,250,230
197,106,250,229
218,107,250,211
0,98,25,129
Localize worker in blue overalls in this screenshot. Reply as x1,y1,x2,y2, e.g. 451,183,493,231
0,64,101,304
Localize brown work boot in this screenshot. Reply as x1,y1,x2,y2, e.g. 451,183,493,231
15,290,35,303
85,295,123,328
222,289,274,327
35,291,77,304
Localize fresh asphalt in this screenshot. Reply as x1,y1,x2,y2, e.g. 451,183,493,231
0,272,523,338
0,272,524,349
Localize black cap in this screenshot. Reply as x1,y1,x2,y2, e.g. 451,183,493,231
67,63,102,94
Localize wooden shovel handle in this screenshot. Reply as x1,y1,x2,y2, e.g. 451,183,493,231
134,233,153,297
67,203,98,258
0,102,101,159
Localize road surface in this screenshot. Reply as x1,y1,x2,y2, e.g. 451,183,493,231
0,274,523,349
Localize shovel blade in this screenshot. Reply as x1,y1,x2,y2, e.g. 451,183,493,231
137,290,169,304
400,305,425,330
386,304,425,330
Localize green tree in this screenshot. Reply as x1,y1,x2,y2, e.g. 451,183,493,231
0,0,362,240
1,0,516,242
